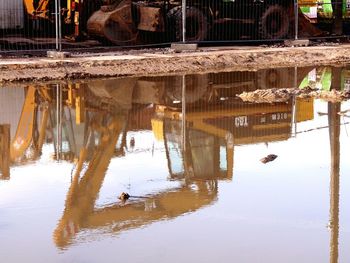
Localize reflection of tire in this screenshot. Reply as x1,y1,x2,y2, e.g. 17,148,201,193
259,5,289,39
258,69,282,89
167,6,208,42
165,74,209,104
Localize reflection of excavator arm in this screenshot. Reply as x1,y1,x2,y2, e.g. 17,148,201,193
53,111,219,248
54,175,217,248
87,181,217,231
10,86,36,161
10,86,51,163
54,113,127,247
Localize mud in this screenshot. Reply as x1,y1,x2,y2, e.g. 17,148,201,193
238,87,350,103
2,44,350,84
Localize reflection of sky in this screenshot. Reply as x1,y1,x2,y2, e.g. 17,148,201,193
2,101,350,262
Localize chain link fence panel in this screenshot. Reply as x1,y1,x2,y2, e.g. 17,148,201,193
0,0,349,54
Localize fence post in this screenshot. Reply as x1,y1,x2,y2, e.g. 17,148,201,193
294,0,298,40
182,0,186,42
55,0,62,51
0,124,10,179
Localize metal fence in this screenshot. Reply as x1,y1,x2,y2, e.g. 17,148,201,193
0,0,349,54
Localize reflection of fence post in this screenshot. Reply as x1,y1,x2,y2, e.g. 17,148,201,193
294,0,298,40
0,124,10,179
56,84,62,160
182,0,186,43
181,75,186,151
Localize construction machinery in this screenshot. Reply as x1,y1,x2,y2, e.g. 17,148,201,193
19,0,298,44
1,0,348,46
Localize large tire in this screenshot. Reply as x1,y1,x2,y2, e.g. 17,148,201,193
259,4,289,39
167,6,208,42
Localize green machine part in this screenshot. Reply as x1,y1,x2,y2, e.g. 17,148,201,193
299,0,350,20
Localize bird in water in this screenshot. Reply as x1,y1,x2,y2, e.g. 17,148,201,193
119,192,130,201
260,154,278,164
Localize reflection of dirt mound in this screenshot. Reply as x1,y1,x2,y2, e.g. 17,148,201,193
238,87,350,103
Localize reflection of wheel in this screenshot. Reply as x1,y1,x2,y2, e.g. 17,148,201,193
167,6,208,42
259,5,289,39
165,74,209,104
258,69,282,89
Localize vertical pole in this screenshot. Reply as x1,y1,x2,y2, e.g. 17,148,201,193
328,101,340,263
58,0,62,51
226,133,234,180
182,0,186,43
0,124,10,179
294,0,298,40
56,84,62,160
181,75,186,152
328,67,342,263
292,66,298,136
59,83,63,155
55,0,59,50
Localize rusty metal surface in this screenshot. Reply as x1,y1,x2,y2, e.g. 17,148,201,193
87,0,138,46
137,6,164,32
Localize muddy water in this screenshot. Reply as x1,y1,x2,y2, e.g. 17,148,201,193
1,66,350,263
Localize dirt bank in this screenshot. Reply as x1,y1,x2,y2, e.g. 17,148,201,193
1,44,350,84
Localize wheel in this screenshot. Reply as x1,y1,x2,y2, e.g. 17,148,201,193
167,6,208,42
259,4,290,39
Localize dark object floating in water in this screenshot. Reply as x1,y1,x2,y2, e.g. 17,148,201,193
260,154,278,164
130,137,135,148
119,192,130,201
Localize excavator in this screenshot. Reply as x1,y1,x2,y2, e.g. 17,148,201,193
22,0,315,44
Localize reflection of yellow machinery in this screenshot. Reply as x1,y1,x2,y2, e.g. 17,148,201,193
9,83,89,164
10,86,52,163
152,97,314,179
53,106,222,248
151,67,315,199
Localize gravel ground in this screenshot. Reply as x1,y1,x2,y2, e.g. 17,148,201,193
1,44,350,85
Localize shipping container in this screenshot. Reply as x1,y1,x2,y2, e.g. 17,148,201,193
0,0,23,29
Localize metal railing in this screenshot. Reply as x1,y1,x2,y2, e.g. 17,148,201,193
0,0,349,54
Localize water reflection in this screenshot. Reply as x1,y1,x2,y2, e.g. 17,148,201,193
328,67,341,263
0,66,348,261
